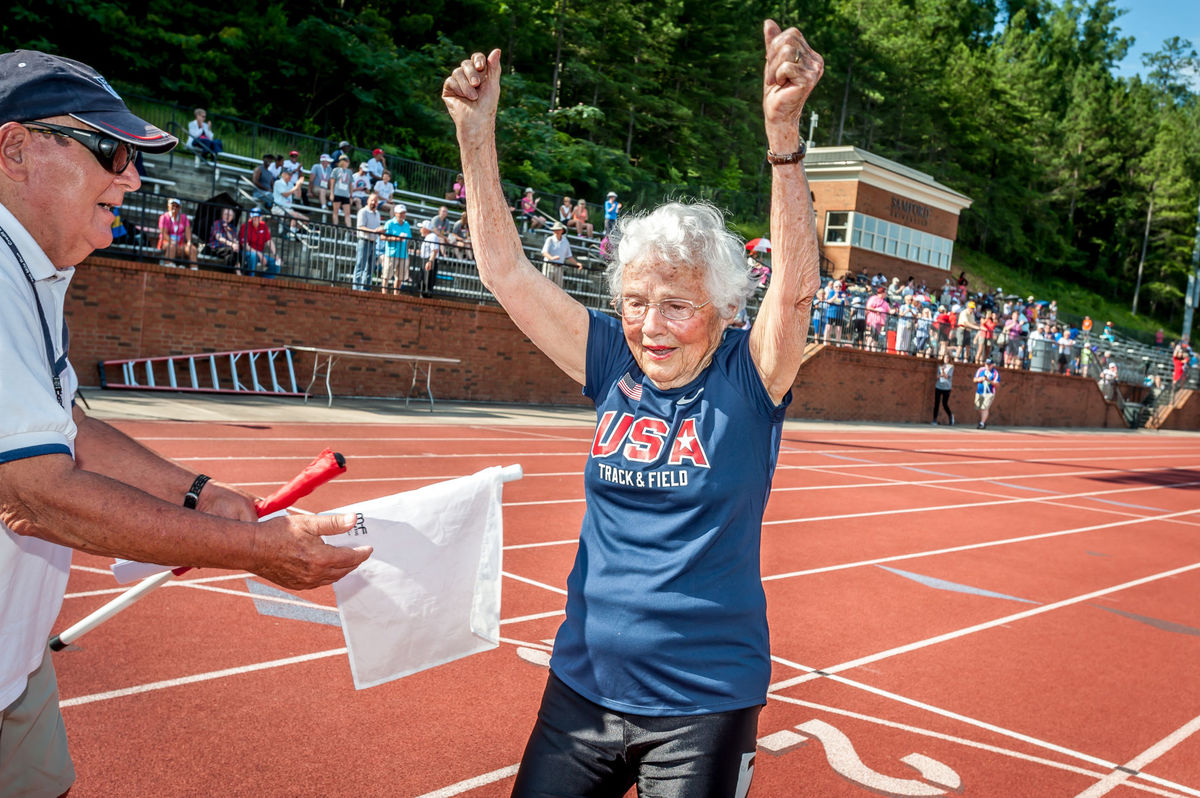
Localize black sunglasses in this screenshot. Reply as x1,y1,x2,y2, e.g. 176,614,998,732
23,121,135,175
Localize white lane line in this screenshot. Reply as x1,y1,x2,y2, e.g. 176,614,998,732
502,571,569,596
763,480,1200,528
412,765,521,798
68,564,112,576
770,655,1122,773
765,693,1195,798
769,560,1200,693
763,506,1200,582
63,572,255,600
505,538,578,550
133,435,584,443
772,463,1199,494
59,648,347,708
1075,715,1200,798
776,452,1200,472
500,609,565,626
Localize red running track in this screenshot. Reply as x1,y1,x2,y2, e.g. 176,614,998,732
51,421,1200,797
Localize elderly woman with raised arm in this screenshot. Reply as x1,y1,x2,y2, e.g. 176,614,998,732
443,19,822,796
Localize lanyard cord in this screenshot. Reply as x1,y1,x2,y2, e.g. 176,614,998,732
0,225,66,407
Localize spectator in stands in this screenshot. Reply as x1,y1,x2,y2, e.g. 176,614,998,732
452,172,467,205
935,304,955,358
895,294,916,355
871,271,887,290
353,191,384,291
282,150,302,178
380,204,411,295
1156,327,1165,348
157,197,197,269
186,107,222,166
432,205,453,238
1081,315,1093,340
1056,328,1074,375
540,221,580,286
449,210,472,259
865,284,890,351
914,306,934,357
330,155,354,227
268,154,284,182
559,195,574,226
1173,339,1189,388
933,354,954,424
856,266,869,286
337,139,354,162
974,358,1000,428
603,191,620,237
208,207,240,271
570,197,593,238
978,310,997,363
822,282,844,344
308,153,332,209
351,162,371,214
367,148,386,180
1101,321,1116,343
238,208,278,277
250,153,275,210
373,169,396,213
1002,310,1022,369
272,168,308,231
415,218,443,297
886,276,902,306
956,301,979,362
848,292,866,347
518,187,545,231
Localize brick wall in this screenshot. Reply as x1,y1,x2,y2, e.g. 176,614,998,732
69,257,1127,428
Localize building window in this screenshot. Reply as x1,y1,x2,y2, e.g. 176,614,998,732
824,212,850,244
848,211,954,270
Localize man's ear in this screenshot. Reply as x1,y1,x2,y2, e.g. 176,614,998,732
0,123,32,183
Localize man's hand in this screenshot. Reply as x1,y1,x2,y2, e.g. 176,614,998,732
442,49,503,144
195,479,258,522
251,513,372,591
762,20,823,129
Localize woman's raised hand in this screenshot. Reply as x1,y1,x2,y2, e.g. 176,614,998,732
442,49,503,140
762,20,823,128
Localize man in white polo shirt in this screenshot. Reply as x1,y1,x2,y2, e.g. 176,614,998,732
0,50,370,796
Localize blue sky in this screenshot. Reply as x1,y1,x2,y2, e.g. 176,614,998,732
1110,0,1200,82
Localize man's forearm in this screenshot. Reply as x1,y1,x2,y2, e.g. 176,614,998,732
73,409,196,504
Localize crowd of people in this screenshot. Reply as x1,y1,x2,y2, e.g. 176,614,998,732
804,267,1195,390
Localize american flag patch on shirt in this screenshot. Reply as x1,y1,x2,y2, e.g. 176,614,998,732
618,372,643,401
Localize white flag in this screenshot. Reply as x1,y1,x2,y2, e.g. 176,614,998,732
323,465,515,690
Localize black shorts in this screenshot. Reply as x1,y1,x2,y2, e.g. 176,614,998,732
512,672,761,798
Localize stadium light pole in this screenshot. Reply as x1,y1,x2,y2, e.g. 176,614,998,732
1183,192,1200,342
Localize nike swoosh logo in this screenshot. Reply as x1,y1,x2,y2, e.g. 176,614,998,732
678,388,704,406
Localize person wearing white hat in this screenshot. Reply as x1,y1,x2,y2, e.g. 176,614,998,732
603,191,621,236
381,203,411,295
540,221,580,286
308,153,333,209
0,50,368,795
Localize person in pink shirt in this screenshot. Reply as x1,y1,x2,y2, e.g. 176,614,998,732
865,284,890,351
157,197,197,268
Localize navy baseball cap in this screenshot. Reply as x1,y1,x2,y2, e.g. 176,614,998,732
0,50,176,152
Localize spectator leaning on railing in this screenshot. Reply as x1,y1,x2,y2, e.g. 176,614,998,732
353,191,384,291
380,203,411,296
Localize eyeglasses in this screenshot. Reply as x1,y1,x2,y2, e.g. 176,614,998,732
616,296,711,322
23,121,135,175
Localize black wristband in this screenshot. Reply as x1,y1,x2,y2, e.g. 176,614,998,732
183,474,211,509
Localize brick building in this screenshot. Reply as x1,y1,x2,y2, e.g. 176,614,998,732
806,146,972,287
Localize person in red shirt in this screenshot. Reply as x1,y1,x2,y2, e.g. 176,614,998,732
237,208,278,277
934,304,956,359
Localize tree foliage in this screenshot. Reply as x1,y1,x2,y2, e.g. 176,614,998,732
2,0,1197,328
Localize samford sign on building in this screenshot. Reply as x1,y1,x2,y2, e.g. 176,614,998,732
805,146,973,286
